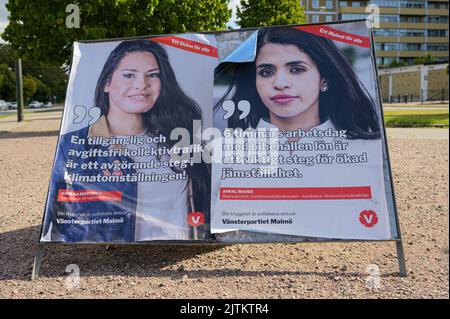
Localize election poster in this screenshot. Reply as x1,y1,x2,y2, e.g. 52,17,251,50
211,21,399,241
40,34,217,243
39,20,400,244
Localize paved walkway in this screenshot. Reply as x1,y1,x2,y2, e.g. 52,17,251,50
0,111,63,132
1,110,448,139
383,102,449,108
384,107,449,111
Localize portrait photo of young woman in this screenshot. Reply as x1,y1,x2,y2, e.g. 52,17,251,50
41,39,212,243
211,26,394,240
215,26,381,139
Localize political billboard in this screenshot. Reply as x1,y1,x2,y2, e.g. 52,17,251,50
39,20,400,244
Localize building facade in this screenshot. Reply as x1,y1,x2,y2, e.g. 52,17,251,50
300,0,449,66
378,62,448,101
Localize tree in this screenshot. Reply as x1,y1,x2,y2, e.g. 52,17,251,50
22,75,39,101
237,0,306,28
0,44,68,102
0,63,16,100
2,0,231,67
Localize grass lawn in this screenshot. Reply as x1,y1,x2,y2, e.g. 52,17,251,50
383,109,449,127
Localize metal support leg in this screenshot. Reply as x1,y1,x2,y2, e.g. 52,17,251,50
395,240,407,277
31,244,45,281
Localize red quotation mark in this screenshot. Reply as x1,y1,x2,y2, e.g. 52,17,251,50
187,212,205,227
359,210,379,228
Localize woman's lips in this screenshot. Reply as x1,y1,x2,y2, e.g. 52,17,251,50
271,94,298,104
128,94,151,102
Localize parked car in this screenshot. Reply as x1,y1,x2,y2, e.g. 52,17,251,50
9,102,17,109
0,100,8,111
28,101,43,108
43,102,53,108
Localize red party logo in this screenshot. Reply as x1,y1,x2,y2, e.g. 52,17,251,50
359,210,378,228
187,211,205,227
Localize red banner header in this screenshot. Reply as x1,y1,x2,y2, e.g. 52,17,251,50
151,36,218,58
295,25,371,48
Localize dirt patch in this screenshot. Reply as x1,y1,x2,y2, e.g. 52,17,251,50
0,116,448,298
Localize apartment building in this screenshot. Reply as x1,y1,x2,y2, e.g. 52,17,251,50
300,0,449,66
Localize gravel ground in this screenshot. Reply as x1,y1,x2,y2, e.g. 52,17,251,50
0,114,448,299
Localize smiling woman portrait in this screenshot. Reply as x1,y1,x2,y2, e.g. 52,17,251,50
42,39,210,243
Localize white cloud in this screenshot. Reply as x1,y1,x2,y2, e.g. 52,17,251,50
226,0,242,29
0,0,9,43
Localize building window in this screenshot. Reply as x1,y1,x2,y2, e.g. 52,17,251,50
399,29,426,37
428,2,449,9
339,1,348,7
427,29,449,37
352,1,364,7
326,0,333,9
427,44,449,51
400,1,425,9
427,16,449,23
312,15,320,23
326,15,334,22
399,43,425,51
380,14,399,23
384,43,400,51
376,43,399,51
341,13,369,20
312,0,320,9
373,28,399,37
371,0,398,8
400,16,425,23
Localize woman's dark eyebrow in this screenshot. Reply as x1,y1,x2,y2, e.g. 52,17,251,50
256,61,310,68
286,60,310,67
256,63,274,69
120,68,159,72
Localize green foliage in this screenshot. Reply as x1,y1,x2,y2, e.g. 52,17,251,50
387,60,408,68
23,75,38,100
2,0,231,66
0,63,16,101
413,54,437,65
0,44,68,102
237,0,306,28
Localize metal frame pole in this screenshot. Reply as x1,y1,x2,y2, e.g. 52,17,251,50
395,240,407,277
15,58,24,122
31,244,45,281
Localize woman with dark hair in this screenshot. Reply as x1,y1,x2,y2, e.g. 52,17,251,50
42,39,210,242
216,27,381,139
211,27,391,240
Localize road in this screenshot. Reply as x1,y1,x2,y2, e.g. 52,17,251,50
0,106,64,116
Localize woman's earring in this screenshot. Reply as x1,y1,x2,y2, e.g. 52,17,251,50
320,82,329,92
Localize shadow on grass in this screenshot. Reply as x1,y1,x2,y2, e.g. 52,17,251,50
0,226,401,282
